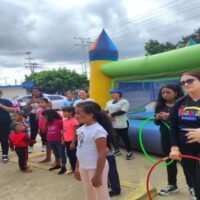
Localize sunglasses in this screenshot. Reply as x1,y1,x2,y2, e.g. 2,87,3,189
180,78,196,86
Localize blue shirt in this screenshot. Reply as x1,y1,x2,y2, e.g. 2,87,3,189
63,100,74,108
0,98,13,125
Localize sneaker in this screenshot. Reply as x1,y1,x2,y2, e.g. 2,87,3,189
28,146,33,153
41,145,46,152
49,165,61,171
159,185,178,196
58,167,66,175
112,150,121,157
126,151,134,160
189,188,197,200
2,155,9,163
109,190,121,197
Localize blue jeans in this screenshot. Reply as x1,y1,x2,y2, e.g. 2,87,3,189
48,141,66,166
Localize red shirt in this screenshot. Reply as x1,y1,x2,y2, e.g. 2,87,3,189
46,120,63,141
63,118,79,142
10,132,29,147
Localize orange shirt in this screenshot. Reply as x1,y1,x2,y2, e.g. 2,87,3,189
63,118,79,142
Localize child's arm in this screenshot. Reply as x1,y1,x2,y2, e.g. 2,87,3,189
74,160,81,181
70,125,79,150
23,134,36,146
9,137,15,151
91,137,107,187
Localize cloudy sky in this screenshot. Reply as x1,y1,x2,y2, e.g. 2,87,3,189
0,0,200,85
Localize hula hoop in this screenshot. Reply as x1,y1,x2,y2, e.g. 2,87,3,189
146,154,200,200
138,117,174,166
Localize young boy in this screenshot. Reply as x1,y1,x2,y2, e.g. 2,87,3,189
10,122,35,172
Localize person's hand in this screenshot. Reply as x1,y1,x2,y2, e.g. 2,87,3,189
156,112,169,120
184,128,200,143
74,168,81,181
0,103,3,108
169,147,181,160
91,174,102,187
107,114,114,121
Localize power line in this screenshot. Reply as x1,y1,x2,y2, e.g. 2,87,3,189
74,37,91,75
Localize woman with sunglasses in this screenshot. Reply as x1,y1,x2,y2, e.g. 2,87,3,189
169,72,200,200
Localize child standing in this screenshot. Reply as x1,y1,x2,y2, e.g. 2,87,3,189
62,106,79,174
10,122,34,172
36,97,51,162
74,101,110,200
42,109,64,173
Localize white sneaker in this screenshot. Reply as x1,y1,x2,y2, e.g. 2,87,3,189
189,188,197,200
41,145,46,152
28,146,34,153
2,155,9,163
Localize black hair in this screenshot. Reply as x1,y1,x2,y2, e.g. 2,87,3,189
76,101,114,149
31,87,43,98
14,110,27,118
42,109,62,123
38,97,49,103
182,71,200,80
155,84,184,112
14,111,24,116
80,89,89,98
62,106,75,116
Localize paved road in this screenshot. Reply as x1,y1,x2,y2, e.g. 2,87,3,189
0,140,192,200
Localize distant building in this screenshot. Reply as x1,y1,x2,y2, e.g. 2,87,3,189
0,85,27,100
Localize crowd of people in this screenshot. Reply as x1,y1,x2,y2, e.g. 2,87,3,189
0,71,200,200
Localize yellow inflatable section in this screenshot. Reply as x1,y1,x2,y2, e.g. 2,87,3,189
89,60,111,108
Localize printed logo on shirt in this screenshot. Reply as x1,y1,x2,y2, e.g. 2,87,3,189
48,125,56,133
77,132,84,148
179,106,200,121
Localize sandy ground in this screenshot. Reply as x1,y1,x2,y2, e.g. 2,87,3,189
0,138,192,200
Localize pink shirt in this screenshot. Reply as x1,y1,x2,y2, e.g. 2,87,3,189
63,118,79,142
37,108,46,133
46,120,63,141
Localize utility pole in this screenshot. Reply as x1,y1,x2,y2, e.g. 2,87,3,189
24,52,40,74
74,37,91,76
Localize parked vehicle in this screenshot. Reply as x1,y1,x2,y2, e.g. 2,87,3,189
12,94,66,110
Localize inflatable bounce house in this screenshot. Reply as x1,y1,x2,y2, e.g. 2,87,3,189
88,29,200,155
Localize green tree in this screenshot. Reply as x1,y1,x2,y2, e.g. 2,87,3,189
24,68,89,94
179,27,200,45
144,39,176,55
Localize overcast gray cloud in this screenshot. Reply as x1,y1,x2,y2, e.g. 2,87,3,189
0,0,200,84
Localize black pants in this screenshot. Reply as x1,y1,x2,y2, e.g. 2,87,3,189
15,147,28,171
29,113,38,146
160,129,193,187
113,122,132,152
40,132,46,146
65,141,77,171
180,145,200,199
107,154,121,193
0,123,10,156
161,133,178,185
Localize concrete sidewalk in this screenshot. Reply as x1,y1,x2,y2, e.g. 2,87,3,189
0,141,191,200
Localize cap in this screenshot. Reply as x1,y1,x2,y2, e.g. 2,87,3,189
109,89,123,94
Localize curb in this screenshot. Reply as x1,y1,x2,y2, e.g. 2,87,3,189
121,182,157,200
